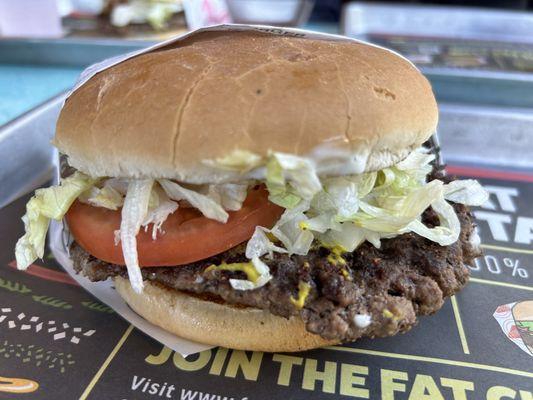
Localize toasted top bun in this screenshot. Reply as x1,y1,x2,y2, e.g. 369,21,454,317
55,30,438,184
114,276,336,352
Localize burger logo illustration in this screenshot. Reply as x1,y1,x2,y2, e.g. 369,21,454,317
512,300,533,355
494,300,533,356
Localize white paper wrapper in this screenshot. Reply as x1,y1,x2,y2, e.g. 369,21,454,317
493,302,533,357
54,23,416,356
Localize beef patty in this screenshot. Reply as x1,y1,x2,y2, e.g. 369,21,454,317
70,191,480,343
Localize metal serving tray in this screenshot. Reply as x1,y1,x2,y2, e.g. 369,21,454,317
343,2,533,44
0,93,64,209
1,96,531,209
0,38,150,68
439,103,533,170
342,2,533,107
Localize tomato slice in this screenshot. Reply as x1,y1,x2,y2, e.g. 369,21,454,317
65,186,283,267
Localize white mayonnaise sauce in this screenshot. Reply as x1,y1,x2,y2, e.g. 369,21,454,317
353,314,372,328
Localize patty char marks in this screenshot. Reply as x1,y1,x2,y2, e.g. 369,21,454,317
70,200,480,343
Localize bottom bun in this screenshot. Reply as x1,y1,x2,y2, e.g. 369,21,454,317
114,276,337,352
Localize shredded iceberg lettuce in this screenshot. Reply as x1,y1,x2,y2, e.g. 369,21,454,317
103,178,129,195
15,172,250,292
443,179,488,206
407,197,460,246
142,186,179,240
207,183,249,211
246,226,288,259
111,0,181,30
265,152,322,208
205,257,272,290
229,257,272,291
15,172,98,270
79,183,123,210
246,148,489,259
119,179,154,293
268,200,314,255
15,145,488,295
159,179,229,223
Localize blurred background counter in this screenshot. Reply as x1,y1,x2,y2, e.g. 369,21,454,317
1,0,533,126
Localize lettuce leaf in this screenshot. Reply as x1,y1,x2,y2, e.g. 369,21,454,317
159,179,228,223
207,183,249,211
79,184,123,210
104,178,129,195
111,1,180,30
15,145,489,295
407,197,460,246
229,257,272,291
246,226,287,259
396,149,435,172
208,257,273,291
15,172,98,270
119,179,154,293
142,186,178,240
265,152,322,208
318,222,366,251
257,148,488,258
146,3,176,30
323,177,359,219
302,212,338,234
444,179,489,206
270,200,314,255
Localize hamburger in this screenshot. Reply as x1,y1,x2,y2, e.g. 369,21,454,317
15,30,488,352
103,0,185,33
512,301,533,354
67,0,186,39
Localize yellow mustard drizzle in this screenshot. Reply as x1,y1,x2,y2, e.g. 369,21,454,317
298,221,310,230
205,262,259,283
326,245,347,266
382,308,401,321
340,268,352,281
290,281,311,309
